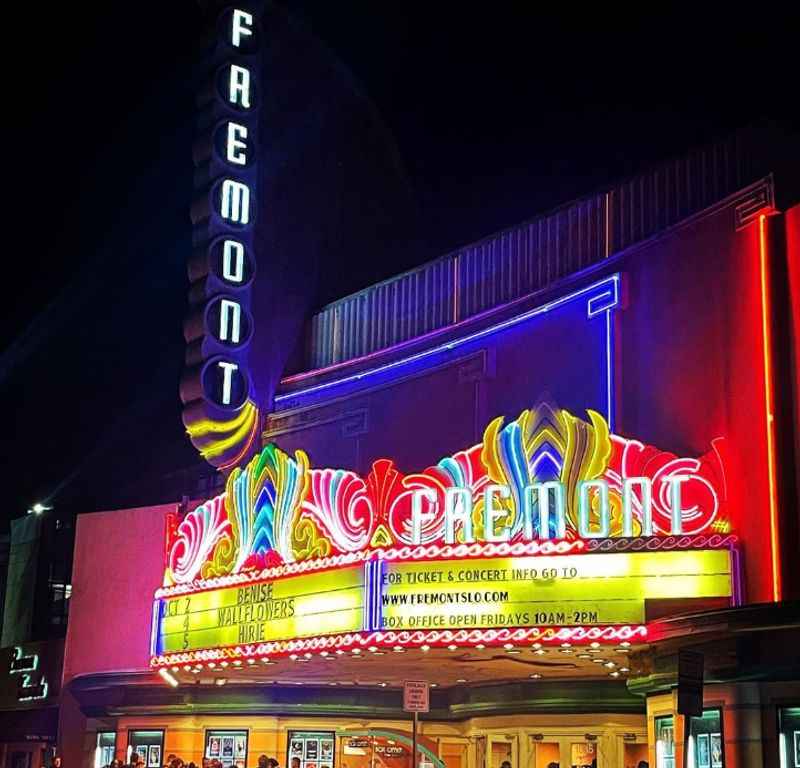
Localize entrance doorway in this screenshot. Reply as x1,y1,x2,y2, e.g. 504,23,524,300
487,735,517,768
338,729,445,768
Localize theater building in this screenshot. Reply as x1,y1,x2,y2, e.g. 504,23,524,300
0,511,74,768
57,4,799,768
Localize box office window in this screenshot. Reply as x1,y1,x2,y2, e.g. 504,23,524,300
96,733,116,768
205,730,248,768
778,706,800,768
655,716,675,768
289,731,335,768
128,731,164,768
687,709,725,768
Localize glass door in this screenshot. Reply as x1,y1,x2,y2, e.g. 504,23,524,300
778,706,800,768
127,731,164,768
529,740,560,768
622,741,648,768
487,736,517,768
686,709,725,768
95,733,116,768
655,717,675,768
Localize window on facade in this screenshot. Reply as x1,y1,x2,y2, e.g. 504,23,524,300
205,730,248,768
96,733,116,768
655,715,675,768
778,706,800,768
128,731,164,768
687,709,724,768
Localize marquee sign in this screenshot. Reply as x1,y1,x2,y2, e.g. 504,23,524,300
150,399,736,668
166,9,739,667
158,566,365,653
181,4,265,469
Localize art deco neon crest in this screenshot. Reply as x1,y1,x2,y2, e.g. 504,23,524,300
163,401,727,586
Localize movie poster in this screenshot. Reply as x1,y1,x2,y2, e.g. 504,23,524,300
710,733,723,768
208,739,221,758
305,741,319,761
222,737,235,761
697,734,710,768
148,746,162,768
793,731,799,768
235,737,247,760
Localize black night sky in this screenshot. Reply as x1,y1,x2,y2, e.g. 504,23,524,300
1,3,797,532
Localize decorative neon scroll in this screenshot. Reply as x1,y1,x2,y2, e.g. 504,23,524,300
164,402,727,586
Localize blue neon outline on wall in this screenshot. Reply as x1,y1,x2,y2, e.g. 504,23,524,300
275,274,620,429
152,600,162,656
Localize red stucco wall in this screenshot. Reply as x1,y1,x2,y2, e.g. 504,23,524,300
62,503,177,685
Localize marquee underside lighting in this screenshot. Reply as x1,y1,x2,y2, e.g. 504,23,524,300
150,624,649,669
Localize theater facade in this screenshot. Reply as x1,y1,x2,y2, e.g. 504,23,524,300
58,4,800,768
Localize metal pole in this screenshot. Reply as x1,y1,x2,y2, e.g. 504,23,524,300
412,711,418,768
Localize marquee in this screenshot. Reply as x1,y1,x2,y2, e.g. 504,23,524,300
150,399,736,668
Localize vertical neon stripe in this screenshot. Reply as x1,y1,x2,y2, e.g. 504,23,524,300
453,255,460,324
606,308,614,431
759,214,781,601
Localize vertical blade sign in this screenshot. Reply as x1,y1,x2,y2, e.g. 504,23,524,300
181,4,263,469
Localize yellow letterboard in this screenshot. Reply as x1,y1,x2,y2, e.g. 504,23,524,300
157,565,365,653
379,549,732,630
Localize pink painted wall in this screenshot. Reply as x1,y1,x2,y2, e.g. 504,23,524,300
62,503,177,684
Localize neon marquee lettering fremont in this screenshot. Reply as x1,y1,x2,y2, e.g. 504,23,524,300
163,400,727,586
212,11,253,403
407,472,691,544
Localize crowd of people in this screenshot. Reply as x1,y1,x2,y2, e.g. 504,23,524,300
94,750,651,768
99,752,284,768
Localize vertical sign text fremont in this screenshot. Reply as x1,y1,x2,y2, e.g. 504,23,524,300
182,5,262,468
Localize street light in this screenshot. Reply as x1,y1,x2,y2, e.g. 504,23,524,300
27,503,52,515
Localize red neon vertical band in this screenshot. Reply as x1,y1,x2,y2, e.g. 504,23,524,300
759,214,781,601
